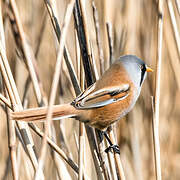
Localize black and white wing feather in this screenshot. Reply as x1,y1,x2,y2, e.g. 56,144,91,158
71,83,130,109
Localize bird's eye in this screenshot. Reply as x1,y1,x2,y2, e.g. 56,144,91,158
139,64,144,70
139,64,146,72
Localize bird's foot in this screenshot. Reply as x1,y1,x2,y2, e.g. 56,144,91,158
105,144,120,154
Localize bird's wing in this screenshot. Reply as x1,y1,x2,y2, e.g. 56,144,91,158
71,83,130,109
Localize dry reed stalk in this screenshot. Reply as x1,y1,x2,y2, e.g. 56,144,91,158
79,0,91,60
28,123,79,173
9,0,66,178
50,0,60,50
22,10,47,105
35,1,75,179
0,93,12,109
167,0,180,57
76,3,88,179
75,31,81,80
106,139,118,180
73,0,94,85
95,130,110,180
90,42,99,80
92,1,105,75
7,109,18,180
34,10,47,58
85,10,111,178
74,131,89,179
74,1,105,178
9,0,45,106
0,45,42,176
106,20,125,180
106,22,113,66
175,0,180,15
74,32,85,179
41,5,81,174
129,112,143,180
9,0,73,177
108,129,125,180
76,45,89,180
48,1,75,177
164,25,180,89
78,123,85,180
43,0,81,95
0,5,42,178
51,126,73,180
153,0,164,179
88,12,112,180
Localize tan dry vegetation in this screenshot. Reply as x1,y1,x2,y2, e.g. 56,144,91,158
0,0,179,179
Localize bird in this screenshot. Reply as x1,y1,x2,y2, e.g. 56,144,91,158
12,55,152,153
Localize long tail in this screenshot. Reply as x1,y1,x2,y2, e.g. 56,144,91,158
11,104,79,122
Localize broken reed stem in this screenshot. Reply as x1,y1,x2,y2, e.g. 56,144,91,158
167,0,180,57
153,0,164,179
34,1,75,179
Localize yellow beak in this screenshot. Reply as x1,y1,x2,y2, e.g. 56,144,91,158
146,66,153,72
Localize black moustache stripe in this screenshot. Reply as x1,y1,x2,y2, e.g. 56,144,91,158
140,65,146,86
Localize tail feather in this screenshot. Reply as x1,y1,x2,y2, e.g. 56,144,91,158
11,104,79,122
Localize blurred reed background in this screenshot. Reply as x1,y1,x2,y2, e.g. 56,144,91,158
0,0,180,179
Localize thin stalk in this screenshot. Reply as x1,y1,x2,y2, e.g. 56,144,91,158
78,123,85,180
167,0,180,57
106,22,113,66
92,1,105,75
9,0,45,106
0,8,40,176
74,1,104,178
175,0,180,15
43,0,81,95
153,0,164,179
29,123,79,173
106,19,125,180
7,104,18,180
108,129,125,180
0,93,12,109
34,1,75,179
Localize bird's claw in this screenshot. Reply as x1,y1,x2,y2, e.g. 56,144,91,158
105,145,120,154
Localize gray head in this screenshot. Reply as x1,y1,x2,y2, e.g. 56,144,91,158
117,55,152,88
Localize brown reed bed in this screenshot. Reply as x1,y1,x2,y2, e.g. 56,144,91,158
0,0,180,179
